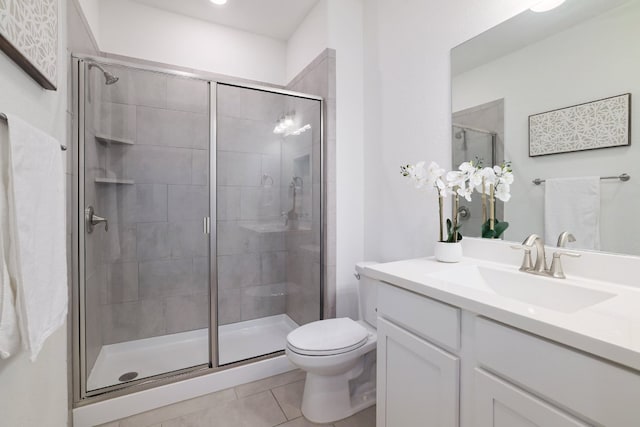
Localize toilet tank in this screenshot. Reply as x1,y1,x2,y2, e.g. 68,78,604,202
355,262,379,328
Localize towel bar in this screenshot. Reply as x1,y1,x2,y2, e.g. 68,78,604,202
532,174,630,185
0,113,68,151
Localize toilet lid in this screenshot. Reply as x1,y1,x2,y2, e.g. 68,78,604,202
287,318,369,356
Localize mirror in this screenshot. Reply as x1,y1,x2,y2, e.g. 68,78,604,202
451,0,640,256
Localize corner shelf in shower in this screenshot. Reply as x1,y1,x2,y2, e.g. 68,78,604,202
95,134,135,146
94,177,135,185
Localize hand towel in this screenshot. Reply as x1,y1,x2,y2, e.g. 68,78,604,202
0,122,21,358
4,114,67,361
544,176,600,250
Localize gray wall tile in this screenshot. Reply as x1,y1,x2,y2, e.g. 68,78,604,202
192,149,209,186
102,67,167,108
137,106,208,149
217,222,259,255
135,184,168,223
166,77,209,113
105,222,137,263
101,299,166,344
136,222,170,261
165,293,209,334
217,253,261,290
138,258,193,299
193,257,210,295
241,284,286,321
261,251,287,285
169,221,207,259
168,185,209,221
217,289,241,325
106,261,139,304
217,187,241,221
217,116,281,155
217,151,261,186
97,102,136,142
217,85,284,122
129,146,192,185
240,187,281,220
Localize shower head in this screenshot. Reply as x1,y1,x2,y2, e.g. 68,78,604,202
89,62,119,85
454,129,466,139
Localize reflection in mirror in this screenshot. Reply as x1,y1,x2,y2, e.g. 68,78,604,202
451,0,640,256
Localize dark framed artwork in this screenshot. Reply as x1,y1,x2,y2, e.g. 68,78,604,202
0,0,58,90
529,93,631,157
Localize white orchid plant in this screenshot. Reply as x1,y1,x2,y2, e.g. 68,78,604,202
401,160,513,242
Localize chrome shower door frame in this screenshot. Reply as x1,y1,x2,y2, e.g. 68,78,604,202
72,54,324,405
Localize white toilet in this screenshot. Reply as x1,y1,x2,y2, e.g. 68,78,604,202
285,262,378,423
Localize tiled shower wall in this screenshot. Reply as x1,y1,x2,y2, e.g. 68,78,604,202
216,85,289,325
84,67,210,365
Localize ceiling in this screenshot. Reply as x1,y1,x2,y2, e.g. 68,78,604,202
451,0,632,75
132,0,320,40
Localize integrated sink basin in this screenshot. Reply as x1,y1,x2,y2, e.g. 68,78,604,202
428,265,616,313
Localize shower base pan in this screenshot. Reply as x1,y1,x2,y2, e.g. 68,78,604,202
87,314,299,391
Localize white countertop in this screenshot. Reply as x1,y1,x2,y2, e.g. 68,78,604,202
365,254,640,371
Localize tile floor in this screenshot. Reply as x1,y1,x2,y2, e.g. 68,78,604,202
98,370,376,427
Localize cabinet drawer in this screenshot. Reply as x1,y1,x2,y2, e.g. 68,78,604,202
474,369,588,427
378,282,460,351
475,317,640,426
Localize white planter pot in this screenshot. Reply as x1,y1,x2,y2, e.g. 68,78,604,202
434,241,463,263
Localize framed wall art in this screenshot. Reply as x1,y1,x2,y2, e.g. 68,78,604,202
0,0,58,90
529,93,630,157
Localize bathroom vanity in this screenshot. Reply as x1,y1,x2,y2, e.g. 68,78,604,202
367,239,640,427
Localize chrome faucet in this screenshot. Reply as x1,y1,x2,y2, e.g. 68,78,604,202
512,232,581,279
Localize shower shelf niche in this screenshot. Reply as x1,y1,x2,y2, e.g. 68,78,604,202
95,134,135,146
95,177,135,185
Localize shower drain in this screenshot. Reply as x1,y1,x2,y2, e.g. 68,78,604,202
118,372,139,382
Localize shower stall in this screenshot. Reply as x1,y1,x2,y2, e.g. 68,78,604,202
72,56,323,401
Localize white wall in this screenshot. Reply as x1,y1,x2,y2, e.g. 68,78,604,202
452,2,640,255
362,0,538,263
286,1,328,83
0,0,69,425
326,0,365,317
98,0,287,85
76,0,100,44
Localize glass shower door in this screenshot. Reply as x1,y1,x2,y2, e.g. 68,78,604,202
80,60,211,394
215,83,322,365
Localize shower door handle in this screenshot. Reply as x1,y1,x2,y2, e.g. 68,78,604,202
85,206,109,233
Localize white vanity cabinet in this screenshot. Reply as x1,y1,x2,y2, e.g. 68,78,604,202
377,282,461,427
377,318,459,427
376,281,640,427
473,369,588,427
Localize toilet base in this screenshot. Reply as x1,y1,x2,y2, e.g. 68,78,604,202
300,356,376,424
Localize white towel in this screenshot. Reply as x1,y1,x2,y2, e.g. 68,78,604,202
544,176,600,250
2,114,67,361
0,122,21,358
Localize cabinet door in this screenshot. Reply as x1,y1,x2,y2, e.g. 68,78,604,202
474,369,589,427
377,317,459,427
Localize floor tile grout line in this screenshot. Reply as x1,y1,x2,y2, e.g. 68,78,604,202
269,388,290,423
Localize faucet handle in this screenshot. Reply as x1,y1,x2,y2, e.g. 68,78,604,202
549,249,581,278
511,245,533,271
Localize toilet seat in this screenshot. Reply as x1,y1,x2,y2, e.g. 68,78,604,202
287,318,369,356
